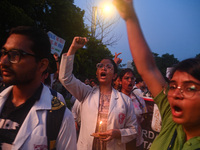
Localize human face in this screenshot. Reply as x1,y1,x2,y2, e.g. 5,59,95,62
120,72,135,96
168,71,200,128
0,34,41,85
96,59,116,85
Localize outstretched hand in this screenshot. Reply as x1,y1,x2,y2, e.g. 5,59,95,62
68,37,88,55
98,129,121,142
114,52,122,65
113,0,135,21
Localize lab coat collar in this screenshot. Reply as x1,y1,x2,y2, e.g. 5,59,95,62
89,86,99,110
108,88,119,116
0,84,52,149
0,86,13,113
91,86,119,114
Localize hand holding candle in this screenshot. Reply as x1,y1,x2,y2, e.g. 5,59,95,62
91,121,108,139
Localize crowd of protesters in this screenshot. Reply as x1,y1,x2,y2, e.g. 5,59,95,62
0,0,200,149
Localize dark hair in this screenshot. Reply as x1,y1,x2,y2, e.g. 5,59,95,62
90,78,98,84
170,58,200,81
9,26,51,61
135,77,143,84
103,58,118,74
119,68,135,80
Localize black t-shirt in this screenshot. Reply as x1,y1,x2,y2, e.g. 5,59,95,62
0,84,43,148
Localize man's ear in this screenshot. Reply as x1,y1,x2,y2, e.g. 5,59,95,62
39,58,49,73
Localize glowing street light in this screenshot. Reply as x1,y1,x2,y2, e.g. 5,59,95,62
91,2,114,37
102,3,115,16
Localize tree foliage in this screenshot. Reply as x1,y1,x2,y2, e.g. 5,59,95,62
154,53,179,76
196,53,200,59
132,52,179,78
0,0,115,79
0,0,88,50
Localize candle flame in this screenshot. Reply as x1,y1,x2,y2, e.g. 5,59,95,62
100,121,102,125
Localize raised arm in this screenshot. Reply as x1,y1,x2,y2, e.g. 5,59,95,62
67,37,88,56
59,37,90,101
113,0,166,97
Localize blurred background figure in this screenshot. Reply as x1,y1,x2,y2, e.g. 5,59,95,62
118,68,147,150
133,78,151,97
90,78,98,87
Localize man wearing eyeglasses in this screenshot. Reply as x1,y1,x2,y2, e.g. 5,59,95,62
0,26,76,150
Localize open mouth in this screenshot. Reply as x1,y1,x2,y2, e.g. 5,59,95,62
174,106,182,112
100,72,106,77
128,83,133,88
171,104,183,117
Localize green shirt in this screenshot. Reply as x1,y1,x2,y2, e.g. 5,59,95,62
150,89,200,150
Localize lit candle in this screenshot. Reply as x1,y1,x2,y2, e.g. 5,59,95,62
99,121,102,133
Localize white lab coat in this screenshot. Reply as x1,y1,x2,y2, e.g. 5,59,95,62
0,84,77,150
59,54,137,150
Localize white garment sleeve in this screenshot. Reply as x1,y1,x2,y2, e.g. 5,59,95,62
59,54,92,102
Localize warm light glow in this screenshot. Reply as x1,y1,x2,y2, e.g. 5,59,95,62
100,121,102,125
103,5,111,13
98,121,102,132
100,2,115,17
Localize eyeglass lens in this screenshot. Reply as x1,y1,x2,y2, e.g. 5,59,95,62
168,82,200,98
96,63,113,69
0,49,21,63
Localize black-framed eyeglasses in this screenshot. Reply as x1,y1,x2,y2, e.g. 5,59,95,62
0,48,36,64
96,63,113,70
168,81,200,98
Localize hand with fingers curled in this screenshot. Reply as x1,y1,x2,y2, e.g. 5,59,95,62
68,37,89,55
112,0,136,21
72,36,88,50
99,129,121,142
114,52,122,65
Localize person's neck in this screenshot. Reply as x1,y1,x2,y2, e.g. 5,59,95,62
12,82,41,107
99,84,112,95
121,89,130,97
183,124,200,141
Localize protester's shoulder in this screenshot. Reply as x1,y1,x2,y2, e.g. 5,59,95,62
115,89,131,103
90,85,99,93
120,92,130,101
0,86,13,96
133,88,143,94
153,88,168,105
